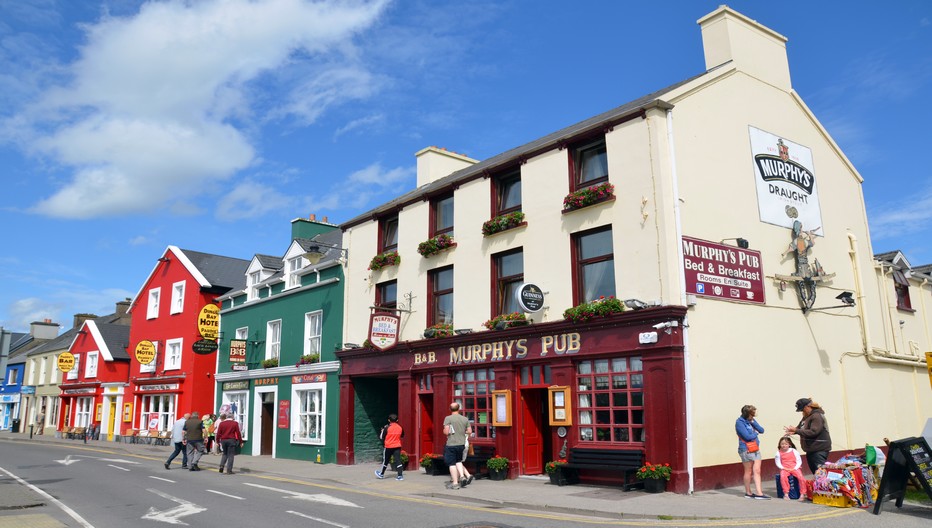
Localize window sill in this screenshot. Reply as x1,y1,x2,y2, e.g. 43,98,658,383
483,221,528,237
562,195,616,214
419,242,457,258
896,306,916,313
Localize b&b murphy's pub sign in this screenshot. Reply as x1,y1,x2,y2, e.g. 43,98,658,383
369,312,400,351
683,237,765,305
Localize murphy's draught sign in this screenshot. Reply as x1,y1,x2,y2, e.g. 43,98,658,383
749,126,822,232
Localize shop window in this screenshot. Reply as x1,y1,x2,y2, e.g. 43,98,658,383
492,249,524,317
572,226,615,304
428,266,454,326
453,368,496,439
892,270,913,311
165,338,182,370
518,364,552,386
570,137,609,191
74,397,93,427
220,391,248,440
84,352,98,378
67,354,80,380
304,311,322,355
170,281,185,314
576,356,644,445
139,394,176,431
292,382,326,444
380,215,399,253
266,320,281,360
493,169,522,216
147,288,160,319
376,280,397,313
417,374,433,393
431,194,454,237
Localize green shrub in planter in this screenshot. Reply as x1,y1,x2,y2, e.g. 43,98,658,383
486,455,509,471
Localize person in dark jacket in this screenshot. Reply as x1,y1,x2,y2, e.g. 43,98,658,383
215,413,242,475
183,411,205,471
784,397,832,473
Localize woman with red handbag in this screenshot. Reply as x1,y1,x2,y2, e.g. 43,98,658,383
736,404,770,499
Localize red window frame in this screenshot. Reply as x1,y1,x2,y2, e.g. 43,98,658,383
378,215,398,253
492,168,522,216
576,356,644,445
571,225,615,305
430,194,454,237
428,265,454,327
568,137,609,192
452,367,496,440
375,280,397,313
491,248,524,317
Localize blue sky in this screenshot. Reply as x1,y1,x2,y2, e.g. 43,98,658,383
1,0,930,331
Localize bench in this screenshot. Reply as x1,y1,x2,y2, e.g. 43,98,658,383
122,428,137,444
561,448,644,491
464,445,496,480
67,427,86,440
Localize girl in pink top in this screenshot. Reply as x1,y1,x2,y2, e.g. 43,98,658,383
775,436,807,501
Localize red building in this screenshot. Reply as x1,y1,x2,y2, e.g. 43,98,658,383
57,319,131,441
126,246,248,435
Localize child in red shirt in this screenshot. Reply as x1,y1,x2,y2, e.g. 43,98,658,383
375,414,405,481
775,436,807,501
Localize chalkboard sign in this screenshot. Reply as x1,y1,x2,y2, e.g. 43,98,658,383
873,436,932,515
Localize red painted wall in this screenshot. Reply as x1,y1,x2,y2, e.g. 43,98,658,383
58,327,130,427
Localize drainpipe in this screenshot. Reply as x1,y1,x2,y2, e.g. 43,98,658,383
666,108,694,494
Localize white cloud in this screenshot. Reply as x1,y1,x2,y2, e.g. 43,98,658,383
6,0,390,219
216,180,296,221
334,113,385,139
129,235,149,246
868,186,932,240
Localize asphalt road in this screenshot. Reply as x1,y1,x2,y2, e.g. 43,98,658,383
2,440,931,528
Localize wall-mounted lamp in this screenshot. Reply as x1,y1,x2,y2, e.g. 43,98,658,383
342,343,360,349
806,291,856,312
158,257,171,262
720,237,750,249
624,299,660,310
303,242,348,265
455,328,474,335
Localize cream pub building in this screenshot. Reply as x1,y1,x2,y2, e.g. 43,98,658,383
335,6,932,493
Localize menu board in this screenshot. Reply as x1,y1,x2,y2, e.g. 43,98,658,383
873,436,932,515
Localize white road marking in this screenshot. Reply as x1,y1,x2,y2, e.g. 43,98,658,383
206,489,245,500
243,482,362,508
149,476,175,483
56,454,80,465
142,488,207,525
288,510,350,528
0,466,95,528
108,464,130,472
98,458,140,464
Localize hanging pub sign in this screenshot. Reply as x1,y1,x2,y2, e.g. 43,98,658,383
229,339,247,364
192,339,218,355
368,312,400,351
135,340,156,364
57,351,75,373
749,126,823,231
682,236,765,304
516,283,545,313
197,304,220,340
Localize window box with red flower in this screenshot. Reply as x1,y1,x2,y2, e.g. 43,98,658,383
423,323,453,339
545,459,570,486
481,211,526,237
563,296,624,323
562,182,615,213
483,312,529,330
368,251,400,271
637,462,672,493
417,234,456,258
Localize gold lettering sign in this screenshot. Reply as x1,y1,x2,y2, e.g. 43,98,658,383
197,304,220,340
444,333,581,366
135,340,156,365
57,352,75,373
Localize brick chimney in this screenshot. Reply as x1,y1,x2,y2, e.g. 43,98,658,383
415,146,478,187
115,298,132,324
73,313,97,329
698,6,791,91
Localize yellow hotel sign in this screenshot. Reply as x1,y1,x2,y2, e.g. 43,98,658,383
57,351,75,373
135,340,156,365
198,304,220,340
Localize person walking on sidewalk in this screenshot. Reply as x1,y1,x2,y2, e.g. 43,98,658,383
442,402,472,490
375,413,405,481
203,413,215,455
35,409,45,436
164,413,189,469
215,413,242,474
212,414,225,454
784,397,832,474
183,411,206,471
736,404,769,499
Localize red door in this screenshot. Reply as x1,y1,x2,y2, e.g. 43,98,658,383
520,390,543,474
418,395,434,456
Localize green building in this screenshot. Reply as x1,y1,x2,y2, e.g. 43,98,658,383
215,216,344,463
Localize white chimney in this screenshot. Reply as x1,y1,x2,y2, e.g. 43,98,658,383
415,147,478,187
698,6,791,92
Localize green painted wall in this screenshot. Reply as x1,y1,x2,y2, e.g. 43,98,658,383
352,378,398,463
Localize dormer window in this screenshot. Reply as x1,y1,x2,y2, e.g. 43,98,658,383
892,269,912,311
248,271,262,301
287,256,304,288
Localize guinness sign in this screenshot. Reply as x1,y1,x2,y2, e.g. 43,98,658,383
516,283,544,313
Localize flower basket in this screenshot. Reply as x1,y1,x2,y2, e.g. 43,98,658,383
562,182,615,212
368,251,400,271
643,477,666,493
563,296,624,323
419,455,448,476
295,353,319,366
636,462,672,485
482,312,529,330
482,211,526,236
261,358,279,368
419,453,436,469
423,323,454,339
486,455,509,471
417,234,455,258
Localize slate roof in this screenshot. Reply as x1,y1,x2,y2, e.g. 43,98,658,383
341,72,704,229
255,254,283,270
95,323,131,360
179,249,251,291
912,264,932,276
873,251,900,263
28,311,129,357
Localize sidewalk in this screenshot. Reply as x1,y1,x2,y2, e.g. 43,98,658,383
0,431,921,523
